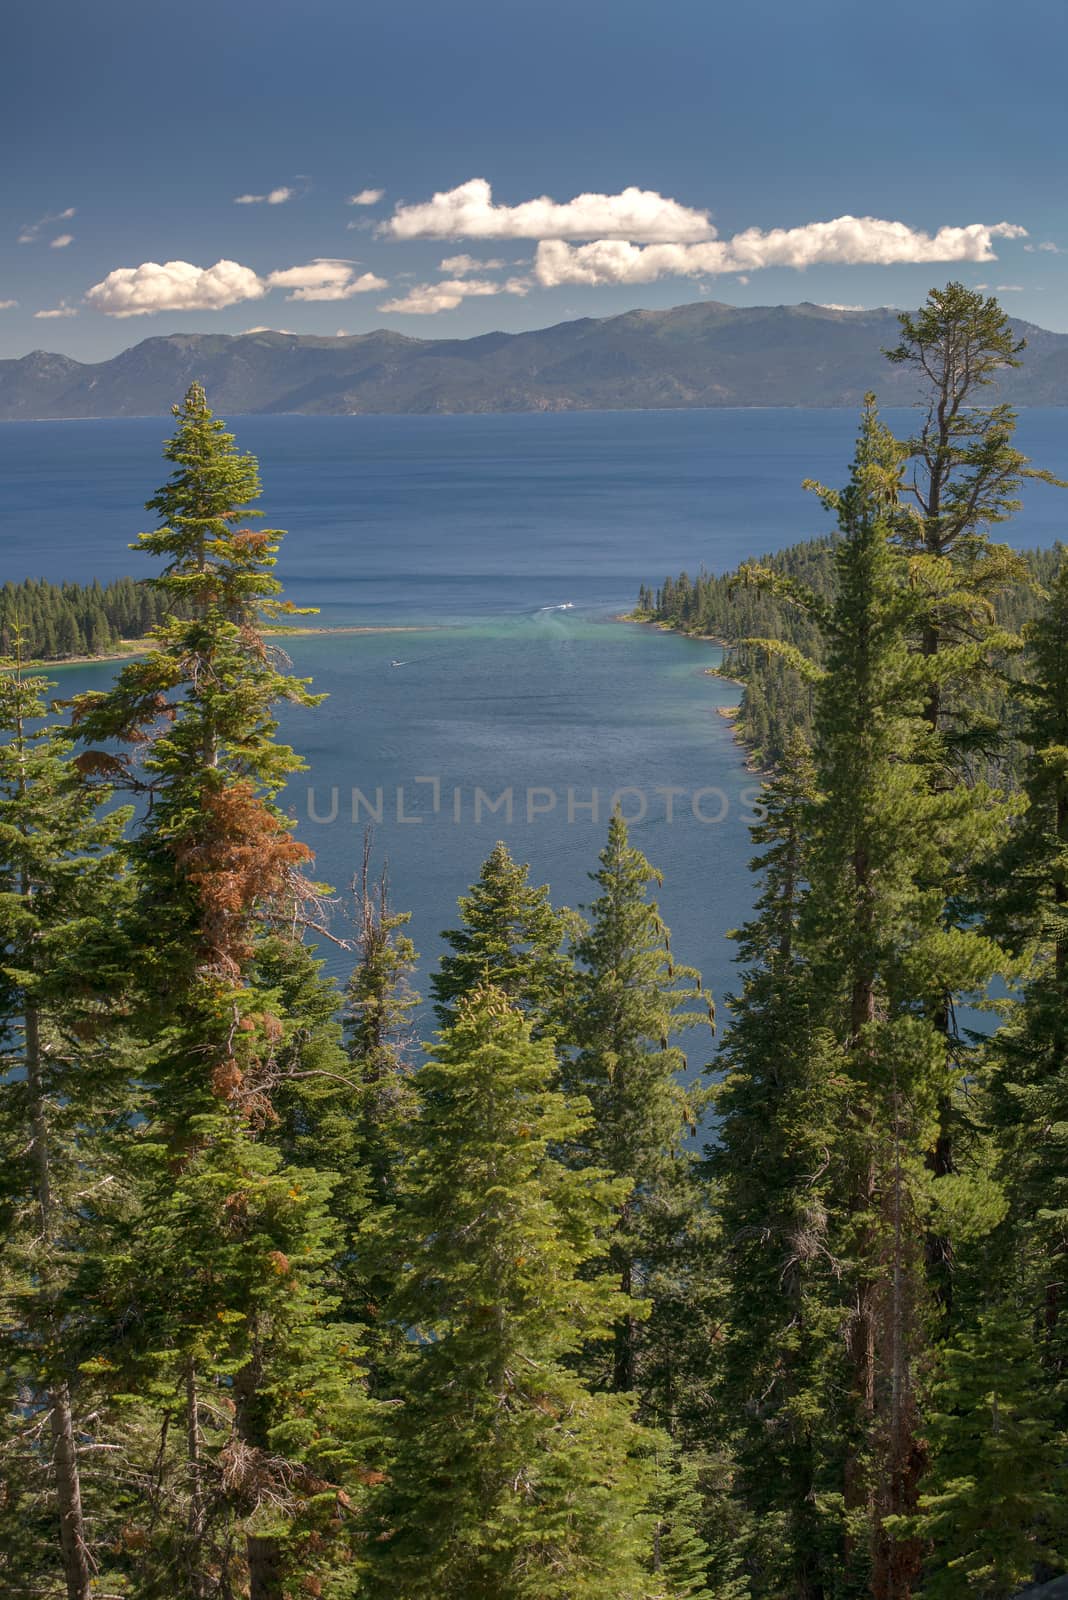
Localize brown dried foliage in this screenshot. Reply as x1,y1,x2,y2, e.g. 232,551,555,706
172,780,312,976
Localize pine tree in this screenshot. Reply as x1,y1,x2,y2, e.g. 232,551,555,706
567,814,715,1409
432,839,579,1031
70,386,373,1598
343,835,420,1213
717,400,1011,1595
893,1303,1067,1596
884,286,1067,1332
367,989,673,1600
984,555,1068,1403
0,641,133,1600
711,735,851,1596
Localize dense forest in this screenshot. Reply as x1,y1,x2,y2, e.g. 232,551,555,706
636,540,1064,775
0,575,173,661
4,284,1068,1600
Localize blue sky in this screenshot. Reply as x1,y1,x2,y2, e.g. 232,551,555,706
5,0,1067,360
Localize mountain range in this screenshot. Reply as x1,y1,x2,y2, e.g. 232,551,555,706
4,300,1068,419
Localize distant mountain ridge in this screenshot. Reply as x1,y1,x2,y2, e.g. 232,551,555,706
4,300,1068,419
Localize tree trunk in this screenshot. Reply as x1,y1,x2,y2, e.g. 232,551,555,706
234,1346,287,1600
247,1535,287,1600
185,1363,209,1600
49,1380,93,1600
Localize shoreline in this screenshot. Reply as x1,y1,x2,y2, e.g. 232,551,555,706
614,610,759,765
31,623,439,672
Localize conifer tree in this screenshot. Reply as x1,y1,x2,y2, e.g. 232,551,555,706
895,1303,1068,1596
711,735,851,1596
884,285,1066,1321
803,399,1009,1594
70,386,373,1598
984,555,1068,1395
567,814,715,1410
719,400,1011,1595
343,835,419,1212
885,284,1058,731
432,839,578,1030
0,642,133,1600
367,989,677,1600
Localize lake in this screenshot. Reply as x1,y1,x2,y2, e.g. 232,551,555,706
3,408,1066,1034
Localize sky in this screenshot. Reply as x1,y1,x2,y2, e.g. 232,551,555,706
4,0,1067,361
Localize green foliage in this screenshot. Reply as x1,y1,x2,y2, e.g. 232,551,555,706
432,839,580,1030
898,1304,1068,1597
566,815,715,1405
366,990,668,1599
0,646,136,1598
64,386,375,1596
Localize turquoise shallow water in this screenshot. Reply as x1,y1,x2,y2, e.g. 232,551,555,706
8,408,1067,1030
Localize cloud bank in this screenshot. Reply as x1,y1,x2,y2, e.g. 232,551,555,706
534,219,1027,286
266,259,388,300
84,257,389,315
85,259,267,316
382,178,714,242
380,275,530,315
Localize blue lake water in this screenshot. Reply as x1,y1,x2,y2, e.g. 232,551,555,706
2,408,1066,1034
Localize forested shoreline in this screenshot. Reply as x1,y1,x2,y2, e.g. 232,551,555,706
634,540,1064,776
0,575,174,662
4,284,1068,1600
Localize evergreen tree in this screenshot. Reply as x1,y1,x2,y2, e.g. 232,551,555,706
886,286,1062,737
895,1303,1067,1596
70,385,373,1599
343,835,419,1213
0,642,133,1600
711,735,851,1596
432,839,579,1030
367,989,677,1600
567,814,715,1408
715,401,1010,1595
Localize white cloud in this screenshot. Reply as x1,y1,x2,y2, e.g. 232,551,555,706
380,274,530,315
996,283,1024,292
1025,241,1062,254
85,259,266,317
819,303,866,311
243,325,296,334
267,258,355,290
382,178,714,242
18,206,76,244
50,233,74,249
35,302,78,319
0,299,18,310
234,186,295,205
348,188,384,206
266,258,387,300
439,253,507,275
534,218,1028,286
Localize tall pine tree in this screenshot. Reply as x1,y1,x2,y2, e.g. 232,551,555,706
367,988,680,1600
71,385,374,1599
